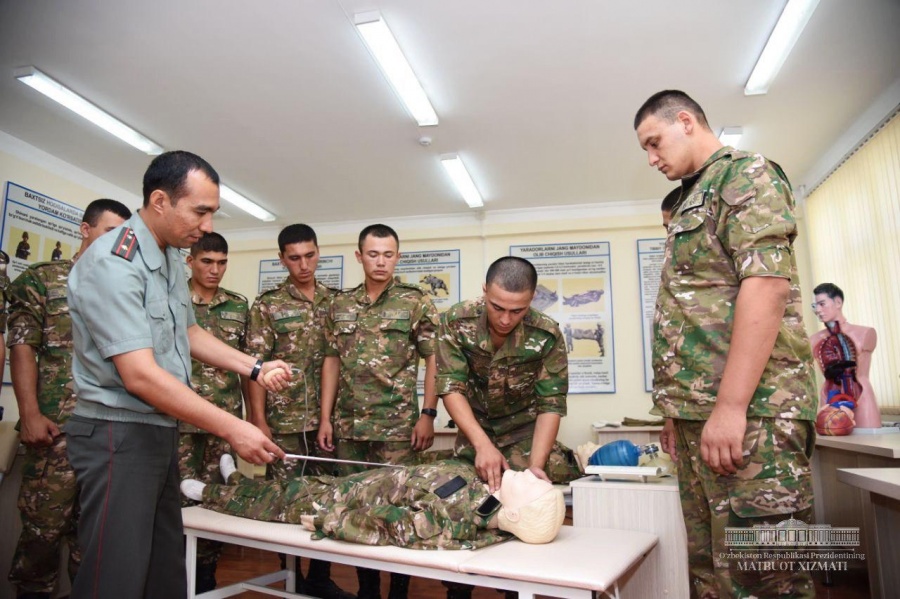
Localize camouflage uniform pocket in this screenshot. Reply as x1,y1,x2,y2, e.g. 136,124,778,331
728,474,813,519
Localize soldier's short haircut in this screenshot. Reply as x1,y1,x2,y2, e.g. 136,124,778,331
278,224,318,253
486,256,537,293
191,232,229,256
634,90,711,131
82,198,132,227
358,223,399,251
813,282,844,302
142,150,220,207
661,187,681,213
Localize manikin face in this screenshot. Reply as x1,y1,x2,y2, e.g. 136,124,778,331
497,469,553,510
812,293,842,323
636,113,695,181
187,250,228,295
483,283,534,340
280,240,319,288
356,234,400,285
154,169,219,249
81,210,127,249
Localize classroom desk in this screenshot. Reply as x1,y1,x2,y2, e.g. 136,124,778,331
837,468,900,599
570,475,689,598
812,433,900,598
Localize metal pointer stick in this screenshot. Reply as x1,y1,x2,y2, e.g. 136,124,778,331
282,454,404,469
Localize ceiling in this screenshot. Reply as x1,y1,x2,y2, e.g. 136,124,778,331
1,0,899,232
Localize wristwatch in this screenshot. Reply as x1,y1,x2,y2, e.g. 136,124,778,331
421,408,438,418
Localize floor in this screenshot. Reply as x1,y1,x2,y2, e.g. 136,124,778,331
213,540,873,599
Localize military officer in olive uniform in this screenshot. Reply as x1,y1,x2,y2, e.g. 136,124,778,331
179,231,249,593
318,223,440,599
7,199,131,599
436,256,580,496
246,223,352,599
635,90,817,599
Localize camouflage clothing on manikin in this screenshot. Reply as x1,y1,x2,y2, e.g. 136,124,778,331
652,147,816,598
652,147,817,421
6,260,81,593
200,459,510,550
246,278,335,434
325,279,438,441
0,249,9,330
673,419,815,599
435,298,579,483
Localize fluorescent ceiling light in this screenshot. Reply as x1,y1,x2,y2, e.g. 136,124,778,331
15,66,164,155
718,127,743,148
219,184,276,222
440,154,483,208
355,11,438,127
744,0,820,95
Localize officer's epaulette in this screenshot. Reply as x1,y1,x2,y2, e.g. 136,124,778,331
111,228,138,261
523,308,560,332
394,281,427,295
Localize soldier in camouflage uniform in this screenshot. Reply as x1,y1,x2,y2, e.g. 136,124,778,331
179,232,249,593
7,199,131,599
635,90,817,599
437,257,580,493
318,224,440,599
0,249,9,389
246,224,352,599
183,457,564,549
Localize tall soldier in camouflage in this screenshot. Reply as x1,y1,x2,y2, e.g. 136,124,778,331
246,224,352,599
437,256,580,493
181,456,565,549
0,249,9,386
635,90,817,599
179,232,249,593
7,199,131,599
318,224,440,599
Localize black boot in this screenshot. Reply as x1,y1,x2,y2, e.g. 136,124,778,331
195,563,217,594
305,559,356,599
356,567,382,599
387,573,410,599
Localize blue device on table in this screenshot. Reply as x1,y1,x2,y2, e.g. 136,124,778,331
588,440,659,467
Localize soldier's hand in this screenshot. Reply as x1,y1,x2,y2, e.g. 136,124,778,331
317,421,335,453
475,444,509,493
527,466,551,483
228,420,284,465
20,414,60,447
660,418,677,460
411,416,435,451
700,407,746,476
250,416,274,441
257,360,292,392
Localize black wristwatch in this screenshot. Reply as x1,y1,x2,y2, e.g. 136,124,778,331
249,359,264,382
421,408,438,418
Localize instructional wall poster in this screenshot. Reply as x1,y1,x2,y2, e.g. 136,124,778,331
1,182,83,280
395,249,461,311
1,182,84,385
510,242,615,394
637,238,666,392
257,255,344,293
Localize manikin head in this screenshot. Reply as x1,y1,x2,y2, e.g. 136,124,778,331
812,283,844,324
495,469,565,544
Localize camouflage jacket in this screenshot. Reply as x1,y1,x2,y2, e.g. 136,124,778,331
246,278,335,433
180,281,248,433
652,146,816,421
0,250,9,331
325,280,438,441
435,298,568,448
204,459,510,550
6,260,77,423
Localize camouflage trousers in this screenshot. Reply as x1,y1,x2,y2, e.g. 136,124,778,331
178,432,233,568
335,439,418,476
9,433,80,594
673,417,816,599
268,431,330,480
455,437,581,484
